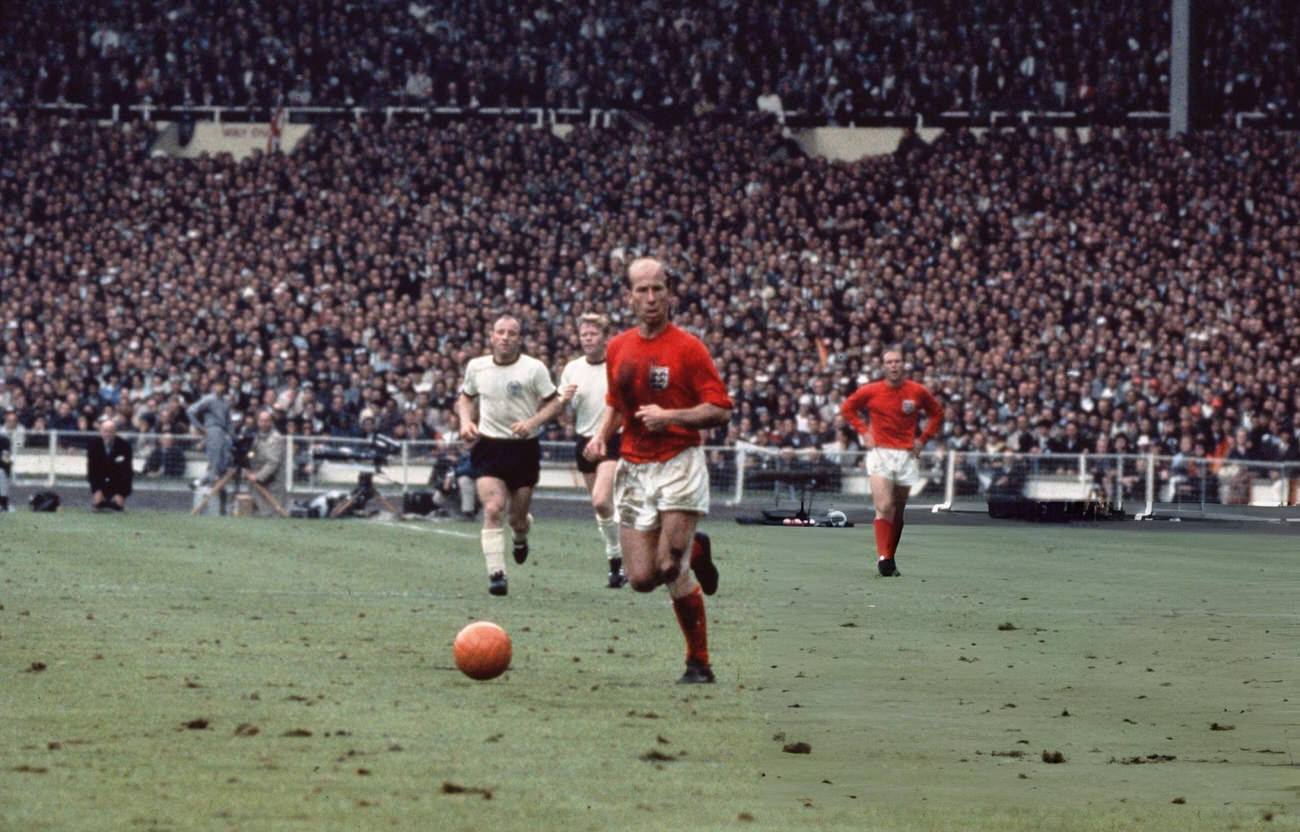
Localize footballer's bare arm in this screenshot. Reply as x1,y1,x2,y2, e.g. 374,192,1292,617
634,402,731,432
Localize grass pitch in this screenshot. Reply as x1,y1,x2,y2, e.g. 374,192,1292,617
1,510,1297,831
757,521,1299,831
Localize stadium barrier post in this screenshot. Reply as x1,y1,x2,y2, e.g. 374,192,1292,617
731,446,746,506
1116,454,1125,512
286,434,295,494
931,449,956,513
1135,451,1155,520
308,435,322,492
47,430,58,487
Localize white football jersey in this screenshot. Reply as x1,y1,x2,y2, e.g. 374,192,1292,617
460,354,558,439
560,355,609,437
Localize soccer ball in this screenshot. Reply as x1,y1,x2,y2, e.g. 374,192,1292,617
453,621,512,680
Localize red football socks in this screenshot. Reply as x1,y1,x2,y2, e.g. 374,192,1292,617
672,586,709,666
874,518,895,561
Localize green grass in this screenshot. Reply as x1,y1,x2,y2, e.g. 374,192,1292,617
1,511,1297,831
757,523,1300,831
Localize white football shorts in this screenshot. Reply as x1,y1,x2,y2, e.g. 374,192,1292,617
867,446,920,486
615,446,710,531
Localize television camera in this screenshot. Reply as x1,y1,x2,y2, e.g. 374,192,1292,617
311,433,401,469
310,435,405,518
188,428,289,517
733,468,855,527
230,429,256,469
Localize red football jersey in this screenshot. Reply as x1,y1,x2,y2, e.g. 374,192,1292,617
605,323,733,463
841,379,944,450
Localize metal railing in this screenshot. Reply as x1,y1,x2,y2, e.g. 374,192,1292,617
7,430,1297,518
21,102,620,128
21,102,1300,131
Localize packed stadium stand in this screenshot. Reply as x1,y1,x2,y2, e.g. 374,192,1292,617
2,1,1295,119
1,2,1297,510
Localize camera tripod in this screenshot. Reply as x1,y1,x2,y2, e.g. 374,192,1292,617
329,469,405,519
189,465,288,517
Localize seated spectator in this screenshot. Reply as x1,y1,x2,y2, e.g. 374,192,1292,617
1220,427,1258,505
141,432,188,478
1111,434,1143,499
87,417,132,511
25,417,51,451
820,424,863,469
50,401,80,449
988,449,1029,502
1164,435,1202,502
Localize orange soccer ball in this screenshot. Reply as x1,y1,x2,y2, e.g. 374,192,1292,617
453,621,512,680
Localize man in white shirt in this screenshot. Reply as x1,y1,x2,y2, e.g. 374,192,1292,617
558,313,626,588
455,315,566,596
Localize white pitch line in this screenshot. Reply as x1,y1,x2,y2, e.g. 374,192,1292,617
390,521,477,539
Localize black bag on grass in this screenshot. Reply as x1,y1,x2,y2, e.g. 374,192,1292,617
30,490,60,512
403,490,438,516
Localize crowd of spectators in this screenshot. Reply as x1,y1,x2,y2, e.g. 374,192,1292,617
2,113,1299,501
1,1,1295,120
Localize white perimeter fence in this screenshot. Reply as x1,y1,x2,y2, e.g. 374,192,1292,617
7,431,1298,521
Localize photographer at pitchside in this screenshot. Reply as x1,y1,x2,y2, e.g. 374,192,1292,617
245,410,287,517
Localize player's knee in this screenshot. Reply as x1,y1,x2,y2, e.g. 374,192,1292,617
623,562,657,592
629,575,658,592
658,562,681,585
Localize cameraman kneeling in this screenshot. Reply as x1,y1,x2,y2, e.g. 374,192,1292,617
245,410,286,516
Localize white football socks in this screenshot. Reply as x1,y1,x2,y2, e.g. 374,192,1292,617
596,512,621,560
481,527,506,575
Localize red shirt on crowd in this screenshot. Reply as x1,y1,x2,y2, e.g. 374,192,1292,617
605,323,733,463
841,379,944,450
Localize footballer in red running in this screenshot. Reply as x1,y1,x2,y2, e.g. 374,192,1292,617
585,257,732,684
